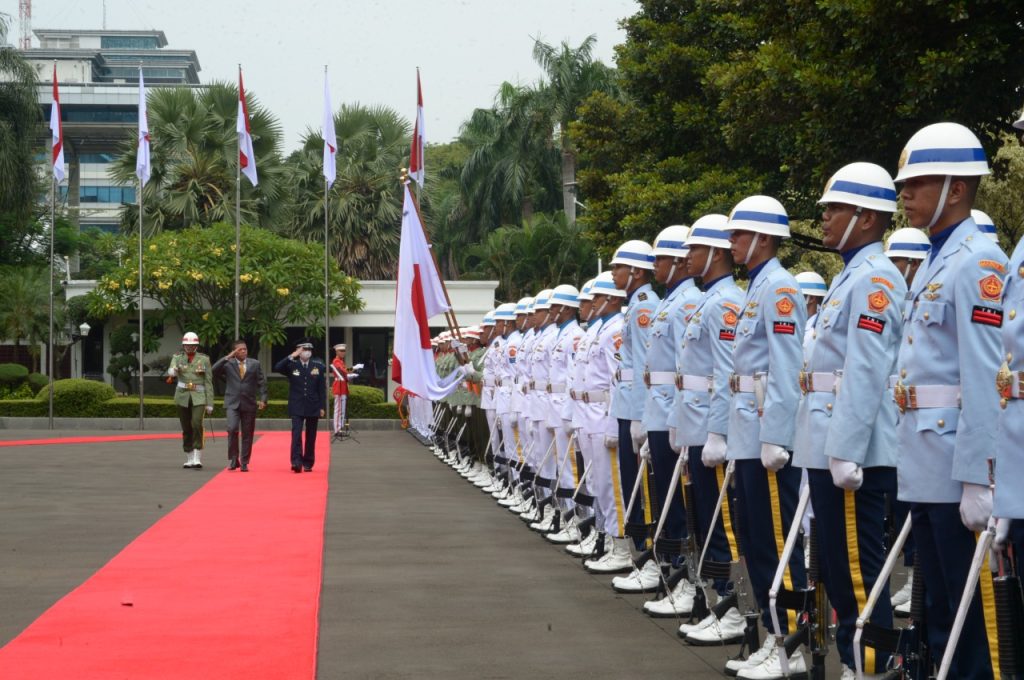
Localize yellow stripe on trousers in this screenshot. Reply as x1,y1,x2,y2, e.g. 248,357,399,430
641,468,654,548
609,447,625,537
767,470,797,632
844,490,875,672
512,425,523,463
569,441,579,486
714,464,738,560
979,537,1000,673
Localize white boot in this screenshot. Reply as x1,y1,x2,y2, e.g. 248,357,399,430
566,531,599,557
891,568,913,615
611,559,662,593
584,537,633,574
545,523,581,545
725,635,775,675
840,664,885,680
685,606,745,645
737,644,806,679
192,448,202,469
645,579,696,617
183,450,194,468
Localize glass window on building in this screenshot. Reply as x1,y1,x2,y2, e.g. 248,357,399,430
100,36,160,49
80,186,136,204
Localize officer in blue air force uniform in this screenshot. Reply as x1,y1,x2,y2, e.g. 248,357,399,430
993,109,1024,556
608,240,660,546
893,122,1004,680
792,162,907,678
274,339,326,473
713,195,808,679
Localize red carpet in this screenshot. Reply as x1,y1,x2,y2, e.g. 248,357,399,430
0,432,329,679
0,433,186,447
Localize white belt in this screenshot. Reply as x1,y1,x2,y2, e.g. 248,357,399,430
533,380,549,391
177,382,205,392
888,375,898,390
483,377,496,387
729,374,761,393
799,371,841,394
616,369,635,382
547,382,567,394
893,382,960,413
645,371,676,386
570,389,609,403
678,374,713,392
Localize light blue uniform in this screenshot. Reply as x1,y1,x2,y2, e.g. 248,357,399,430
670,275,744,447
793,244,907,469
895,218,1007,502
611,283,659,422
994,238,1024,519
727,258,806,460
642,279,701,432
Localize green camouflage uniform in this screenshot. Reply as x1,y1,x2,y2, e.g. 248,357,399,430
170,350,214,452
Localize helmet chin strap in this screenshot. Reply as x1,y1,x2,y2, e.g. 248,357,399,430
922,175,952,231
836,207,864,252
739,234,758,265
902,262,912,280
594,298,609,317
700,247,715,278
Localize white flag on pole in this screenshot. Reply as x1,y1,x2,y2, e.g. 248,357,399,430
136,68,151,186
50,65,65,182
322,69,337,189
237,68,258,186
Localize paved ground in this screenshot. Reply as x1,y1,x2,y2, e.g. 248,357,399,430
0,428,904,678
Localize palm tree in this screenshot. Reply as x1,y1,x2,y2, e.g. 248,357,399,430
109,82,284,233
0,265,61,372
279,104,409,279
532,35,619,225
0,18,41,238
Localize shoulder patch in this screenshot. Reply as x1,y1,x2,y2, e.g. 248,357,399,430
972,306,1003,327
980,259,1006,274
980,274,1003,301
867,290,890,313
723,301,741,313
684,304,697,310
613,333,623,350
637,292,648,302
773,321,796,335
775,297,795,317
776,287,798,295
637,313,651,328
857,314,885,334
871,276,894,290
723,310,738,327
719,329,736,341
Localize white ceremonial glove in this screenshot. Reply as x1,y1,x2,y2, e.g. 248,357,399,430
495,414,503,429
205,405,214,415
959,483,993,532
668,427,682,454
702,432,727,468
638,440,651,462
462,365,479,379
464,405,473,417
630,420,647,450
994,516,1012,552
828,457,864,491
347,373,359,379
604,434,619,450
760,443,790,472
561,419,574,435
353,363,365,371
167,366,178,378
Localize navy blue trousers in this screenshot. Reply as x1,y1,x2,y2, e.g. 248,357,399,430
808,467,894,673
617,418,647,549
733,458,806,632
911,502,994,680
688,447,739,595
649,430,684,561
290,415,318,469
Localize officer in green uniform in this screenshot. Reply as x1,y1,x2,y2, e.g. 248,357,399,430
166,331,214,469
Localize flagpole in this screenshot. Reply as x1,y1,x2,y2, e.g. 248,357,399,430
137,63,145,430
235,64,242,341
323,65,330,369
48,174,55,429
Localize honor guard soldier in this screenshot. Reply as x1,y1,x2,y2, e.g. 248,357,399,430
795,271,827,349
884,227,931,283
512,296,543,519
525,290,559,527
792,162,906,679
499,298,532,512
993,110,1024,564
578,273,631,573
330,343,361,435
490,304,518,500
716,195,808,679
615,225,701,594
167,331,214,469
663,215,746,641
972,209,1002,245
476,311,502,491
609,240,659,550
893,122,1004,679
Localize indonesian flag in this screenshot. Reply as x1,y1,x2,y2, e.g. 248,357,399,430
408,70,425,187
237,69,258,186
391,185,462,399
50,65,65,182
322,69,337,189
135,68,151,186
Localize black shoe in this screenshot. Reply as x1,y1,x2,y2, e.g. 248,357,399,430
292,465,302,473
240,464,248,472
228,459,239,470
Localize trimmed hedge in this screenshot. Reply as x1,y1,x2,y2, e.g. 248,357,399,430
34,379,116,417
27,373,49,391
0,363,29,386
0,399,45,416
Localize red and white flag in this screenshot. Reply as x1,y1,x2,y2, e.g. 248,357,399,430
392,185,461,399
50,65,65,182
322,68,337,189
237,68,258,186
135,67,151,186
408,70,425,187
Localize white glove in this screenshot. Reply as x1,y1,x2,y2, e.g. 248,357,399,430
461,405,471,417
205,405,214,415
702,432,727,468
562,419,574,435
353,363,364,371
959,483,993,532
638,441,651,462
668,427,682,454
495,415,503,429
828,457,864,491
347,373,359,379
462,366,479,379
994,516,1012,551
167,366,178,377
760,443,790,471
630,420,647,450
604,435,619,450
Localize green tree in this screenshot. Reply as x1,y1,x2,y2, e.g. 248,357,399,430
0,17,40,242
978,133,1024,253
279,104,409,279
84,223,363,357
109,83,285,234
0,265,63,372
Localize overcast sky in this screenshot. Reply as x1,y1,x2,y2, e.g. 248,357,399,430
3,0,638,150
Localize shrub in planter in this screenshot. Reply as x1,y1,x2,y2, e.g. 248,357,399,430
35,378,116,417
361,402,400,419
27,373,49,391
0,363,29,386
